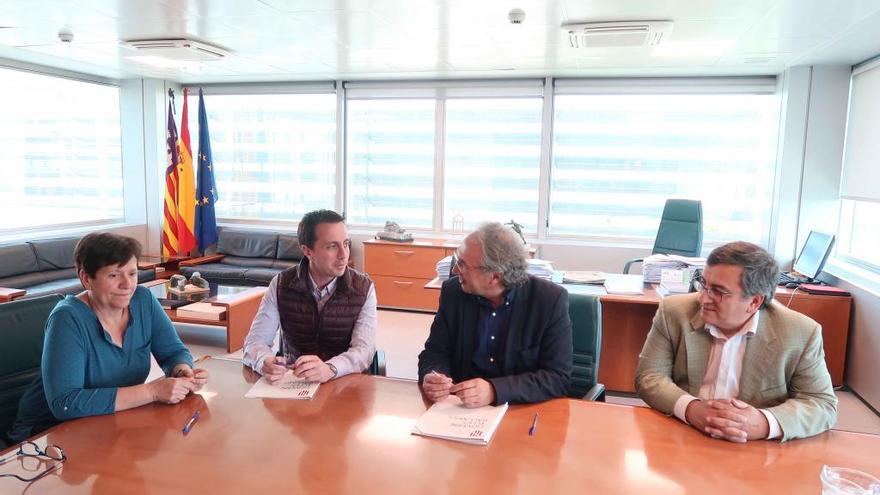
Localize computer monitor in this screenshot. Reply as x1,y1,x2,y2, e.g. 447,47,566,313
793,231,835,280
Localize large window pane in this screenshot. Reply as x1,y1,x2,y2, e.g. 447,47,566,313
346,99,435,227
443,98,542,232
187,93,337,221
550,93,779,244
838,199,880,271
0,69,122,232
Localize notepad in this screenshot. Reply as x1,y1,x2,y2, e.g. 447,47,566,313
412,396,508,445
603,274,645,295
244,371,320,400
563,270,605,284
176,302,226,320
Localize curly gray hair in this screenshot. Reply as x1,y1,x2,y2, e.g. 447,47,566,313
471,222,528,288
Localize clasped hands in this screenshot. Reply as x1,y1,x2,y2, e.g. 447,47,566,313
685,398,770,443
152,365,209,404
262,355,336,384
422,372,495,408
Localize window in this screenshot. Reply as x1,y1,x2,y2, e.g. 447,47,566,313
837,199,880,271
346,98,436,227
443,98,543,232
187,92,337,222
0,68,123,233
550,82,779,245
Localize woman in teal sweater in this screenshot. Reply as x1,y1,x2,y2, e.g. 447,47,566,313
7,233,208,443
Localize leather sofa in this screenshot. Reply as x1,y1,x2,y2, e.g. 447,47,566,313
0,237,156,300
179,228,304,286
0,294,62,448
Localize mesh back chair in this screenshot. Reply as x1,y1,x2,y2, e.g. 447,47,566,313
567,293,605,401
624,199,703,274
277,339,386,376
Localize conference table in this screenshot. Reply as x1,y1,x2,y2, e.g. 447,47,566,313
2,358,878,494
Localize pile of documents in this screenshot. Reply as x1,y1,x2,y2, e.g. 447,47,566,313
436,255,454,280
526,258,554,280
244,371,320,400
656,268,694,297
603,274,645,295
562,270,605,284
412,395,508,445
642,254,705,284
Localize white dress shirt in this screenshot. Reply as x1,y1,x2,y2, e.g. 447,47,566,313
672,312,783,439
242,271,377,378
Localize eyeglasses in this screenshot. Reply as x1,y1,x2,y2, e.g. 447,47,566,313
0,441,66,482
453,254,489,273
692,274,739,301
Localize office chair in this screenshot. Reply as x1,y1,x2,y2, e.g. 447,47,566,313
277,339,386,377
567,293,605,402
623,199,703,274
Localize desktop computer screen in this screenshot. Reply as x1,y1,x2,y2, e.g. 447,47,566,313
792,231,835,280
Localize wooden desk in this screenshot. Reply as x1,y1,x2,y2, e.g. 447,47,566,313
598,287,853,392
141,280,265,353
0,287,26,302
2,358,877,495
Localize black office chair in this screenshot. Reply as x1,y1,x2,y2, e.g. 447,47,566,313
624,199,703,274
277,339,386,377
567,293,605,402
0,294,63,449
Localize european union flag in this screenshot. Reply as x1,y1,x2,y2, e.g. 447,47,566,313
194,88,218,254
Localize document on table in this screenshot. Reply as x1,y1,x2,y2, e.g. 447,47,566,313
412,396,508,445
603,274,645,295
244,370,320,399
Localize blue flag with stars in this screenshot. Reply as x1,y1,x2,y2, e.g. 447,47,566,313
194,88,218,253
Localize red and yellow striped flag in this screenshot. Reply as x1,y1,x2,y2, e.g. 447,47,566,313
161,98,180,257
177,88,197,255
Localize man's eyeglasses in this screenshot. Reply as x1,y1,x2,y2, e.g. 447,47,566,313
0,441,66,482
692,274,738,301
453,255,488,273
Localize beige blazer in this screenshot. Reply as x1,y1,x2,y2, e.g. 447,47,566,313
635,293,837,441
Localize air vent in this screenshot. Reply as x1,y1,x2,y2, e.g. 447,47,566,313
562,21,673,48
121,38,230,61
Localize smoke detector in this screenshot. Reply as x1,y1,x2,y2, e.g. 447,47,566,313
121,38,230,61
562,20,673,48
508,8,525,24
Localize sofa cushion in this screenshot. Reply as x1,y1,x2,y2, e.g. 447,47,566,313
276,234,304,260
244,268,283,285
221,255,276,269
0,294,63,441
272,259,299,271
218,229,278,259
18,279,84,299
0,244,39,279
38,268,78,284
29,237,78,271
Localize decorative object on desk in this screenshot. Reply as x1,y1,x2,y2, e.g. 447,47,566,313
452,213,464,234
244,370,320,399
175,302,226,320
375,221,414,242
820,465,880,495
563,270,605,284
505,219,527,245
798,284,851,297
412,395,508,445
170,274,187,290
189,271,209,288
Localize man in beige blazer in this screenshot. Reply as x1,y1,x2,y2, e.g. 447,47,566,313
635,241,837,442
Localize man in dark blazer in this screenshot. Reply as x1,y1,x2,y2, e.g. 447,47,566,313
418,222,572,407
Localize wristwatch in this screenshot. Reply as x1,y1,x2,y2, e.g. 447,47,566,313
326,362,338,379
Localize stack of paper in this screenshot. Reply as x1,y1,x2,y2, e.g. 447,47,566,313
436,255,454,280
642,254,705,284
176,302,226,320
656,268,693,297
244,371,320,400
412,396,508,445
526,259,554,280
563,270,605,284
603,274,645,295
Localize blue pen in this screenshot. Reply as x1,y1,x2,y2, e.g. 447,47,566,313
182,410,201,435
528,412,539,436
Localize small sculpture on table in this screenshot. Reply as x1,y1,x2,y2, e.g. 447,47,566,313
505,219,527,246
168,272,210,296
375,221,414,243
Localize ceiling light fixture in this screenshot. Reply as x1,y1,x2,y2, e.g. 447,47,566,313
562,20,673,48
121,38,230,61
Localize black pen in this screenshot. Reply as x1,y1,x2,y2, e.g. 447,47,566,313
529,412,539,436
182,410,201,435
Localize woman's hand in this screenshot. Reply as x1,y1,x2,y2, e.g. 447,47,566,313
150,377,197,404
172,364,209,391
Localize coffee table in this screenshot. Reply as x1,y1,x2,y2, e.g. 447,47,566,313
141,280,266,353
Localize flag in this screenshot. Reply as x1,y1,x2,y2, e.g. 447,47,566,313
176,88,197,255
195,88,218,253
161,92,180,257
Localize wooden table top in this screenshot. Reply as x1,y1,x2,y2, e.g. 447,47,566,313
3,358,878,494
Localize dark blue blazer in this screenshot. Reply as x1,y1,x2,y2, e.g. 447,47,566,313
418,275,572,404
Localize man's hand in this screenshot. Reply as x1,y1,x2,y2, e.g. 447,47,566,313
450,378,495,408
260,356,288,384
421,372,453,402
728,399,771,440
172,365,209,391
292,355,336,383
686,399,748,443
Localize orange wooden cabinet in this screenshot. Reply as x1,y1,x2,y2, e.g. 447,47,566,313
363,239,455,312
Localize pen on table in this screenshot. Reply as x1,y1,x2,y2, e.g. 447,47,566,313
182,410,201,435
528,412,539,436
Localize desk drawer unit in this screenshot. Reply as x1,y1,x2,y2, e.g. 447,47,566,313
364,240,451,312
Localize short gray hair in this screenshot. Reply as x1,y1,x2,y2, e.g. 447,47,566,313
471,222,528,288
706,241,779,309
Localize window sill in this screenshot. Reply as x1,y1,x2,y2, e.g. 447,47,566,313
823,258,880,298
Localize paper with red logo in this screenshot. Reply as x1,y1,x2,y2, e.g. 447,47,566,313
244,370,320,400
412,395,508,445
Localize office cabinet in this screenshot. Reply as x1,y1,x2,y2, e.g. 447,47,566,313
363,239,454,312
